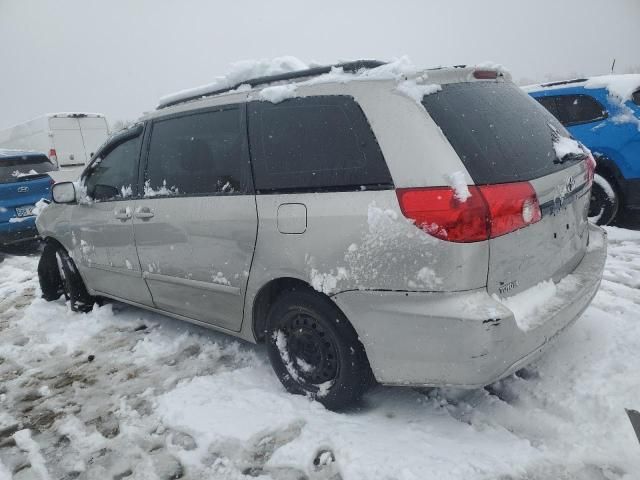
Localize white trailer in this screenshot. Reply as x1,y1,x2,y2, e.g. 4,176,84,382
0,113,110,167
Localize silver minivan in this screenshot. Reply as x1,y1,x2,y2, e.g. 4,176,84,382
36,61,607,409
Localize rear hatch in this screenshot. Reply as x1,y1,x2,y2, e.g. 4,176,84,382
422,81,590,296
0,153,55,223
78,116,109,159
50,117,88,166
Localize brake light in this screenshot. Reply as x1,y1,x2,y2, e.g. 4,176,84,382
479,182,542,238
585,153,596,187
396,182,541,243
48,148,58,165
473,70,498,80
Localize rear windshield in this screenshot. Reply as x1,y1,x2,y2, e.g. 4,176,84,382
421,82,579,184
0,155,56,184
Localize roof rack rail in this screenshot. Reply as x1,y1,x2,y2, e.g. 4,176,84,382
158,59,387,109
539,78,589,88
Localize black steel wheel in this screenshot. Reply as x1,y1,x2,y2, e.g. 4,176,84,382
588,173,619,226
266,287,373,410
39,242,95,312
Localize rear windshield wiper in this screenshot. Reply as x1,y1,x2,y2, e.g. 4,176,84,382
554,152,587,164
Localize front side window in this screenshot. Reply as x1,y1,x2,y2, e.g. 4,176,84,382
554,94,607,126
633,90,640,106
248,96,392,192
83,135,141,201
144,107,249,197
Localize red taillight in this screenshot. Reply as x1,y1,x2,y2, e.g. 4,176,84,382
396,187,489,242
396,182,542,243
48,148,58,164
585,154,596,187
479,183,542,238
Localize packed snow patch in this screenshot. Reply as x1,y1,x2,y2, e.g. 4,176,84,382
143,179,179,197
159,56,309,106
584,74,640,102
553,134,584,161
444,171,471,202
396,79,441,105
309,267,348,294
258,84,298,103
492,275,581,332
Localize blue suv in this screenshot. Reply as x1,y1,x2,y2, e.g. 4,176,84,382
0,149,56,246
527,76,640,225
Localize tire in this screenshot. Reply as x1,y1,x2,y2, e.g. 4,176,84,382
265,288,373,410
588,173,619,226
39,242,95,312
38,242,65,301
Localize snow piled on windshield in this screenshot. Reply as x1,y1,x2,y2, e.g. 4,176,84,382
0,229,639,478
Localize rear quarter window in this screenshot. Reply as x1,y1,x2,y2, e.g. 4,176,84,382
422,82,578,184
248,96,392,192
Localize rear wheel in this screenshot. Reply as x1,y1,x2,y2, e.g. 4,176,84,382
265,288,373,410
588,173,619,226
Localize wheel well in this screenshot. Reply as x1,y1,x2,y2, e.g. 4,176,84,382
252,277,320,342
594,155,623,198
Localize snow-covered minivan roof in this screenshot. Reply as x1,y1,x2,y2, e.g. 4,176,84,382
156,57,512,111
47,113,106,119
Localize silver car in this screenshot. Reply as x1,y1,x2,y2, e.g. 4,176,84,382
36,61,607,409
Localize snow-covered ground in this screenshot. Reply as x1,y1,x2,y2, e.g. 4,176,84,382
0,227,639,480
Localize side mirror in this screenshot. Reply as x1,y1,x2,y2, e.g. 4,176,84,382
52,182,76,204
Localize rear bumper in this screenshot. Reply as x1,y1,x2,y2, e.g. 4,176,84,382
332,223,607,387
0,217,39,245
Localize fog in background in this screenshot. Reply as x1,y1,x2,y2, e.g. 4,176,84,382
1,0,639,129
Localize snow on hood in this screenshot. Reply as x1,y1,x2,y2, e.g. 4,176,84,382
584,74,640,102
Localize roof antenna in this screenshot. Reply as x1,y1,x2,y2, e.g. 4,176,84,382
611,58,616,73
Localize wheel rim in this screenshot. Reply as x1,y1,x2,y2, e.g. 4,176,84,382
277,309,339,386
55,252,71,300
588,182,611,224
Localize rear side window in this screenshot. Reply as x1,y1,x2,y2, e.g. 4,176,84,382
83,135,141,201
145,107,250,196
422,82,579,184
0,155,56,184
554,94,607,126
248,96,392,192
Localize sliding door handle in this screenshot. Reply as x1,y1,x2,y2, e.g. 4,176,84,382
134,206,155,219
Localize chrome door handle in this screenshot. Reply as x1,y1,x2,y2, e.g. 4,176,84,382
134,207,155,219
114,208,131,221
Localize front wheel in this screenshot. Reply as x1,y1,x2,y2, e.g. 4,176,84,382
38,242,95,312
265,288,373,410
588,174,619,226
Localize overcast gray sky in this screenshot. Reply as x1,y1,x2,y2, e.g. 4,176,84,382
1,0,638,130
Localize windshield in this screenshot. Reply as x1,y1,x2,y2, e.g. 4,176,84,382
422,81,580,184
0,155,57,184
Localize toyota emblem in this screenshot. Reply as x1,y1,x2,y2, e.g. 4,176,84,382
566,176,576,193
